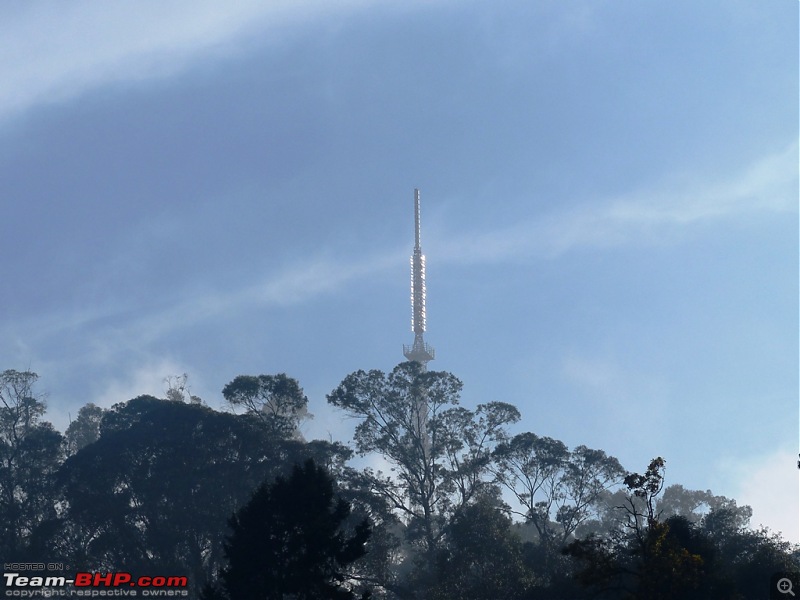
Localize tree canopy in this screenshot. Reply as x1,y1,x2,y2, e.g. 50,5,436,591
0,365,793,599
205,459,371,600
327,362,520,570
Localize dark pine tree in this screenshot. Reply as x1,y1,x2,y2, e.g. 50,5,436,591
205,459,371,600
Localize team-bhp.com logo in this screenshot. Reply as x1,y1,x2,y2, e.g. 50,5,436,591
3,571,188,597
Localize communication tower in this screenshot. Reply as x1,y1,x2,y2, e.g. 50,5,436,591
403,189,435,368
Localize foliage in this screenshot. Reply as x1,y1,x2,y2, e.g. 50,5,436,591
48,396,342,594
206,459,371,600
223,373,310,437
0,370,63,557
565,457,800,599
700,508,800,598
427,494,532,600
327,361,520,566
0,367,792,599
494,432,625,553
335,466,405,597
64,403,105,456
164,373,202,404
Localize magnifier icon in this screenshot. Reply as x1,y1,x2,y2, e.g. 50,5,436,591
778,578,796,596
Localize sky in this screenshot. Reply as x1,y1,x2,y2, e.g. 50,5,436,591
0,1,797,542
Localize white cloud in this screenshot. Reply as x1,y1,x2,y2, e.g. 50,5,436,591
0,0,386,121
0,247,405,380
432,141,798,263
121,249,403,348
90,357,187,408
42,356,193,432
721,448,799,544
0,137,793,373
5,131,795,370
556,352,670,447
606,141,798,224
562,354,627,397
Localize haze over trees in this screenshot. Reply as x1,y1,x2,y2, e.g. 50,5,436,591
0,366,796,598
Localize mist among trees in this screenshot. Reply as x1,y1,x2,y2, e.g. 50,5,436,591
0,366,796,598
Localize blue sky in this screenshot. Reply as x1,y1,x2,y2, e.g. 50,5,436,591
1,1,797,541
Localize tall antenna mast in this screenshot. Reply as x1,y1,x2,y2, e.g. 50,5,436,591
403,188,435,367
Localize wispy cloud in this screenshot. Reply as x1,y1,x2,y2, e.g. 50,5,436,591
125,249,403,346
0,0,384,121
90,358,186,406
4,141,795,370
0,247,403,428
606,141,798,224
432,141,798,263
558,352,669,436
41,356,190,430
1,138,794,374
720,447,799,544
0,247,404,374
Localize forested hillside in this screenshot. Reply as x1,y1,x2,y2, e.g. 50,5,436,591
1,366,796,598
